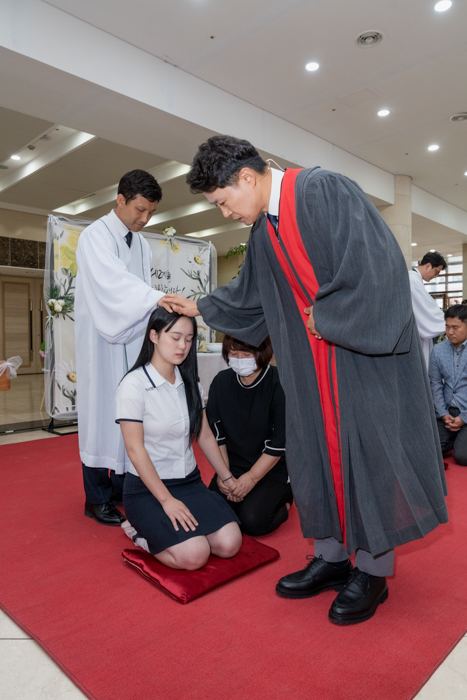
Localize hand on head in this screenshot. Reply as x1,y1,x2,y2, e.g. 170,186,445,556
158,295,199,317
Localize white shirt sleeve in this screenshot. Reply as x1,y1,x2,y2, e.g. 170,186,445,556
76,225,164,345
115,373,144,423
409,271,445,340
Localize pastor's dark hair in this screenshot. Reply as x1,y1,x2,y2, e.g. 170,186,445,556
186,135,268,194
420,251,446,270
445,304,467,324
118,169,162,204
128,308,202,443
222,335,273,370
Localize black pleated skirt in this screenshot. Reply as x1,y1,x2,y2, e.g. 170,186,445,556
123,468,239,555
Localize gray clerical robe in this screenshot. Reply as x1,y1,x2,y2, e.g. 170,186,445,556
198,167,448,556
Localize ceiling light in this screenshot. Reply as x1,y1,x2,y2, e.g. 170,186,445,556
450,112,467,122
305,62,319,71
10,155,21,161
434,1,452,11
428,144,439,151
464,171,467,176
411,242,417,246
430,249,436,252
355,31,383,48
447,254,453,257
378,109,390,117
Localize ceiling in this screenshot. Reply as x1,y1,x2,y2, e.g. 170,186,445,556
0,0,466,257
43,0,467,210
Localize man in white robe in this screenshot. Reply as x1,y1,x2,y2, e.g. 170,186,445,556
409,251,446,368
75,170,165,525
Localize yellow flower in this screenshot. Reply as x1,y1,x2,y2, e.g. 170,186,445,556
59,244,78,276
194,255,203,265
65,229,80,253
66,371,77,384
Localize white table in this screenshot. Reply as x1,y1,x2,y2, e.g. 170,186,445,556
197,352,228,401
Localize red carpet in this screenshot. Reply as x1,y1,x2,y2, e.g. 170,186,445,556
1,435,466,700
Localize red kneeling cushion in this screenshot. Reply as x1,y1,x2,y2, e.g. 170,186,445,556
122,535,280,604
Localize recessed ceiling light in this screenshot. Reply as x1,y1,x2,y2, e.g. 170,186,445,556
447,254,453,257
378,109,390,117
434,1,452,12
10,155,21,161
450,112,467,122
430,249,436,252
428,144,439,151
305,62,319,71
411,242,417,247
355,31,383,48
464,171,467,176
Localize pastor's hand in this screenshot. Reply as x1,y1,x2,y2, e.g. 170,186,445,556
304,306,322,340
158,295,199,316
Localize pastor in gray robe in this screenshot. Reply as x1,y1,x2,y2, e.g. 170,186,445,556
197,166,448,557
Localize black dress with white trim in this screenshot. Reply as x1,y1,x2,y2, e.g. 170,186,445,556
206,365,292,537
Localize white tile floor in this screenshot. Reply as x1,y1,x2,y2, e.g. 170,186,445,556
1,399,466,698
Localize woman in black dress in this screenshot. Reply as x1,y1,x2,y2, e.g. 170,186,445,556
207,335,293,536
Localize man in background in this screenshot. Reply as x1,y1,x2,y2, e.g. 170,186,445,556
75,170,166,525
409,251,446,368
429,304,467,465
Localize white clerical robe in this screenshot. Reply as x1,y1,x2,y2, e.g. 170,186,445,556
75,210,164,473
408,268,445,368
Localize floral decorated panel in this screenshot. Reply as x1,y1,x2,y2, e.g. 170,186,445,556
44,218,217,420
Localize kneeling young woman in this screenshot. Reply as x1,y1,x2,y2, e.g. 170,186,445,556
116,308,242,570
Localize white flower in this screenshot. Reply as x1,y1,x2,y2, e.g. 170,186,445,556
55,361,77,392
48,299,57,306
163,226,176,237
54,302,63,313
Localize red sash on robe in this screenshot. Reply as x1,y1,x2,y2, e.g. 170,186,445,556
266,169,346,542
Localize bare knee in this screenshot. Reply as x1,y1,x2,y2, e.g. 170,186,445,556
177,548,210,570
162,538,211,570
210,523,242,558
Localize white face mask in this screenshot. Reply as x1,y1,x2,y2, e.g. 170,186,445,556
228,357,258,377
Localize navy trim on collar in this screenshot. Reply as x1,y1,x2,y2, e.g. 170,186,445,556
143,365,156,389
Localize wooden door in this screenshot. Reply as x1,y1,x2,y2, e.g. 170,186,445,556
0,276,44,374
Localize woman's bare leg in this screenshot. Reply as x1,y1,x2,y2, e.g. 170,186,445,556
155,536,211,570
206,522,242,558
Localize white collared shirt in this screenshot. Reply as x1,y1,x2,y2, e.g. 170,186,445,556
268,167,285,216
107,208,131,239
115,363,201,479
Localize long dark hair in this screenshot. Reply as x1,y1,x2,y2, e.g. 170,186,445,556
128,307,202,443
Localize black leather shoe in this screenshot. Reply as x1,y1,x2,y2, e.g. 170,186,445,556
276,555,353,599
329,568,388,625
84,501,125,526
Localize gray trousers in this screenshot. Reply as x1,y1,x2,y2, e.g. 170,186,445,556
437,406,467,466
315,537,394,576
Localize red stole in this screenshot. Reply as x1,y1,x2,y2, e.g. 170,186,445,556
266,169,346,542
